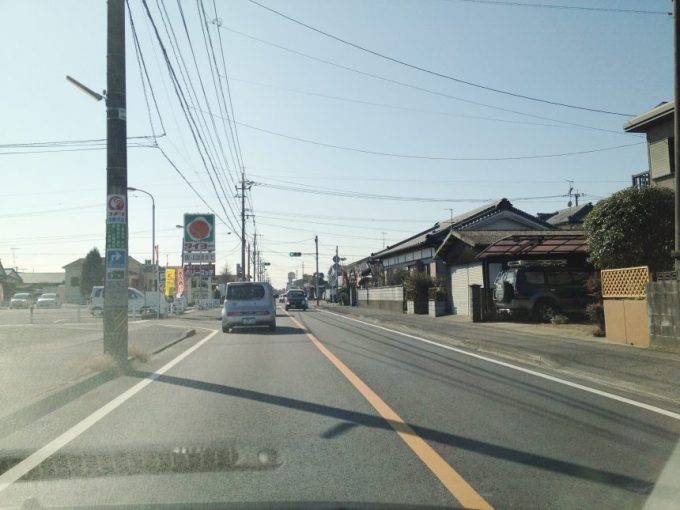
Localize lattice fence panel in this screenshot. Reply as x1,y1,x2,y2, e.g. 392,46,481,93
601,266,649,298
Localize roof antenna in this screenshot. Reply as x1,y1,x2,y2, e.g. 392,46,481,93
566,180,574,208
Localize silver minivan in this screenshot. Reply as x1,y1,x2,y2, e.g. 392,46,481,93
221,282,277,333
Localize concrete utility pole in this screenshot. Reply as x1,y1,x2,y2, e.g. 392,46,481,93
247,242,251,281
236,176,253,281
315,235,319,305
104,0,128,365
335,245,339,303
674,0,680,274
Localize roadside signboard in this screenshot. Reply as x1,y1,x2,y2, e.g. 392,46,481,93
183,214,215,252
185,252,216,264
185,264,215,277
165,268,176,297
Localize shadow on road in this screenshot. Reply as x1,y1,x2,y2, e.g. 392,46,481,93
224,326,303,336
130,369,654,494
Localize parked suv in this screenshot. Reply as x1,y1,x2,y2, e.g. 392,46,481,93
493,260,592,322
285,289,308,311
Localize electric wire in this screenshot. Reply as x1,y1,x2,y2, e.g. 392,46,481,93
245,0,633,116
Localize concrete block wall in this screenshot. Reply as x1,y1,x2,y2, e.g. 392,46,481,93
647,281,680,352
356,285,404,313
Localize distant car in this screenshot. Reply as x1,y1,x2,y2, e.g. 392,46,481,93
278,293,286,303
9,293,33,309
221,282,276,333
493,260,592,322
36,293,61,308
285,289,308,311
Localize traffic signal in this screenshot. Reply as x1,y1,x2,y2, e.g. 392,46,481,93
289,252,302,257
261,261,271,266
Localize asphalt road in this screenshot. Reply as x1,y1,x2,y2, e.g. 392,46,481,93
0,307,678,509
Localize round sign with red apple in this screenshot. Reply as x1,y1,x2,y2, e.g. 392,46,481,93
186,216,212,241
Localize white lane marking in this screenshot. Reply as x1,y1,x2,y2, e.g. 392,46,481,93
320,310,680,422
0,329,219,493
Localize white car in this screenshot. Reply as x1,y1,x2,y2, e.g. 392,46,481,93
221,282,277,333
36,293,61,308
89,286,147,317
9,293,33,309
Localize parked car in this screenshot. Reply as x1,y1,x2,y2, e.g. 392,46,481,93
493,260,592,322
90,286,148,317
9,292,33,309
221,282,277,333
36,293,61,308
285,289,308,311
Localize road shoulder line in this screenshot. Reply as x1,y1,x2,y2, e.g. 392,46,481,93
319,309,680,422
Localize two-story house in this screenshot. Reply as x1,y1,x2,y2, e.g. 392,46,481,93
624,101,675,189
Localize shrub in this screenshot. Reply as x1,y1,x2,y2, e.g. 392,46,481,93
584,186,674,272
586,302,605,335
405,271,434,303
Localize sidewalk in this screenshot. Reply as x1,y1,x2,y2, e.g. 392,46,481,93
0,321,195,439
314,304,680,412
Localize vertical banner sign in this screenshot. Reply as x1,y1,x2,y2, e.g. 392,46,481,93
176,267,185,297
165,268,176,297
158,269,165,293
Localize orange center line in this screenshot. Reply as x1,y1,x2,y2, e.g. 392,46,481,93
284,310,493,510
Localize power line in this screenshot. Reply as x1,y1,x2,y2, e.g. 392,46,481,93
245,0,633,116
248,171,629,185
172,0,240,217
127,0,166,138
439,0,671,16
227,76,623,133
217,24,632,136
156,146,241,239
142,0,241,235
255,179,569,203
226,115,644,161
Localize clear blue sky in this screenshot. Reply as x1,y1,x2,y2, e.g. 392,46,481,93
0,0,672,287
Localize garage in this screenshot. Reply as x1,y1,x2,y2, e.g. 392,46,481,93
449,263,483,316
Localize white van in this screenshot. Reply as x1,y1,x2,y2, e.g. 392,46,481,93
221,282,277,333
90,286,148,317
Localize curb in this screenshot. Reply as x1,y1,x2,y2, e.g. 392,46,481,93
150,329,196,355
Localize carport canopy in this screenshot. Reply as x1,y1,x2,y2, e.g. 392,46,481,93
476,233,587,259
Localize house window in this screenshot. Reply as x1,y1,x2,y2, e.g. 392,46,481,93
70,277,80,287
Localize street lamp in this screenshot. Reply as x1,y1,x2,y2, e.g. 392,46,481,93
128,187,155,294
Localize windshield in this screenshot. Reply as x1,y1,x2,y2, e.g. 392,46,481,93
227,284,266,300
2,1,679,509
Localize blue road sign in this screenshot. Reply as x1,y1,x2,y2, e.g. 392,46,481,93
107,249,126,270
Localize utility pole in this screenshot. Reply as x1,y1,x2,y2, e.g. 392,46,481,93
247,242,251,281
237,175,252,281
674,0,680,274
253,234,257,281
315,235,319,305
335,245,339,303
241,175,246,281
104,0,128,365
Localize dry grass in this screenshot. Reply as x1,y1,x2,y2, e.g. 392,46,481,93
82,353,123,376
550,314,570,325
128,344,150,363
